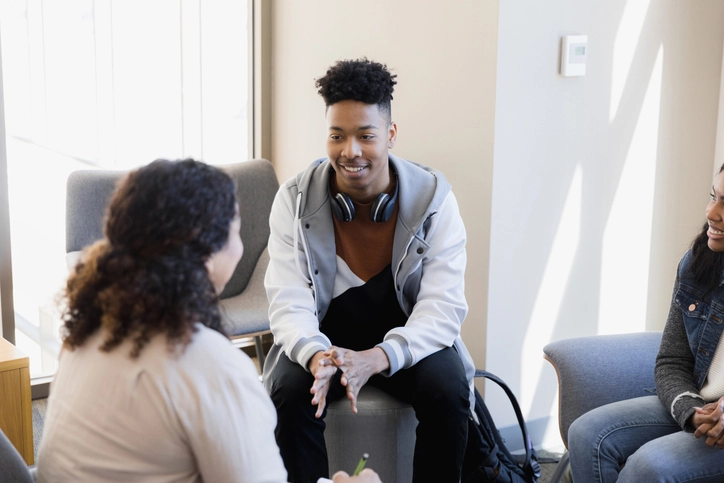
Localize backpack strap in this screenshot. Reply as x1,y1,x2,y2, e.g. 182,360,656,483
475,369,542,482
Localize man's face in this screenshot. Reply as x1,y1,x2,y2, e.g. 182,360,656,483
326,100,397,203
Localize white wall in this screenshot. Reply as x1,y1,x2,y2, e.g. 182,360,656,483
270,0,499,373
269,0,724,452
489,0,724,449
716,31,724,175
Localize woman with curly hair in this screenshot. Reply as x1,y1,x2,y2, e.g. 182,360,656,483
34,158,290,482
568,163,724,482
36,159,381,483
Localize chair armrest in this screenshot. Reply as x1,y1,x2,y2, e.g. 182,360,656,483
219,248,270,337
543,331,662,447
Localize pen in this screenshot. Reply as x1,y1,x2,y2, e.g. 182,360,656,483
353,453,369,476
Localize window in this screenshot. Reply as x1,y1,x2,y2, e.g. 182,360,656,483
0,0,251,382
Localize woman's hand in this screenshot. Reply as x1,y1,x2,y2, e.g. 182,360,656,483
332,469,382,482
693,396,724,448
323,346,389,414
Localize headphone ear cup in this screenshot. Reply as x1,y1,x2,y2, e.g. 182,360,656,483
370,193,391,223
370,181,399,223
331,192,356,222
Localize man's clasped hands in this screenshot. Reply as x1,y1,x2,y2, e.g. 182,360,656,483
309,346,391,418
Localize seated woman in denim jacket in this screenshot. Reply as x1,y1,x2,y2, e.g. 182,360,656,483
568,163,724,482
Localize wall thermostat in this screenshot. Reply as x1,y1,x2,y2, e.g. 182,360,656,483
560,35,588,77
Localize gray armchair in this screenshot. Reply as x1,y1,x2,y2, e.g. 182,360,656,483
0,428,35,482
65,159,279,365
542,331,662,483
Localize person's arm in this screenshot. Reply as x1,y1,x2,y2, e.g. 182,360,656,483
655,269,705,430
377,192,468,376
265,186,331,371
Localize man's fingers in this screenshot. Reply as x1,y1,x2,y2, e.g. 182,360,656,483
330,348,346,365
348,392,358,414
311,366,337,405
311,384,325,404
315,365,337,381
315,395,326,418
346,383,359,414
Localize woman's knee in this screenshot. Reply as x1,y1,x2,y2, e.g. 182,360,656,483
619,432,724,483
619,445,668,482
568,396,668,449
568,403,630,469
568,408,614,449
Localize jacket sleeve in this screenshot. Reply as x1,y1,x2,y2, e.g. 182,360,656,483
655,267,705,430
264,186,331,371
377,191,468,376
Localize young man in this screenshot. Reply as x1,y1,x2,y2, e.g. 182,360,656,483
263,58,476,483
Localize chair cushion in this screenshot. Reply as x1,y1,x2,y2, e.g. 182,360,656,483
66,170,125,253
219,248,270,336
219,160,279,299
325,385,416,483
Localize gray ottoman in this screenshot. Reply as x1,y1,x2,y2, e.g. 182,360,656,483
325,386,417,483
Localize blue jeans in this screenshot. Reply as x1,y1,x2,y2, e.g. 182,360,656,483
568,395,724,482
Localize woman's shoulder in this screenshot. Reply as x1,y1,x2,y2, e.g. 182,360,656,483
677,249,695,277
175,324,260,381
185,323,254,362
165,325,268,420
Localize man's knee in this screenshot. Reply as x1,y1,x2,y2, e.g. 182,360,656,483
411,349,469,412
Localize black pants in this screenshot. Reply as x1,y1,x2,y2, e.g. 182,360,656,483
267,347,470,483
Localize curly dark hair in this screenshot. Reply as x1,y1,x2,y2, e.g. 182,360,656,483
61,159,237,358
689,163,724,298
315,58,397,119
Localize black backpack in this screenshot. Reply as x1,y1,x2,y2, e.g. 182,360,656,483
461,369,541,483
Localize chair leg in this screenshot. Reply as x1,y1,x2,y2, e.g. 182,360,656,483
548,450,570,483
254,335,266,370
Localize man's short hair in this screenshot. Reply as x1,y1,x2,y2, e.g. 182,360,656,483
315,58,397,119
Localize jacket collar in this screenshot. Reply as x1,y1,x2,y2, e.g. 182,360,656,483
295,154,451,233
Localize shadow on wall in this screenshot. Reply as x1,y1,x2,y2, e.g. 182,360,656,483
487,0,723,450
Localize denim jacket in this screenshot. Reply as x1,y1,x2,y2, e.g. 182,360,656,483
655,249,724,428
676,251,724,388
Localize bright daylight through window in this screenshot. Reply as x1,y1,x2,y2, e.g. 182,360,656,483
0,0,250,379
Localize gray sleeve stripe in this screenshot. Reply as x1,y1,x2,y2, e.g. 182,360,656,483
289,335,330,363
386,334,413,367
